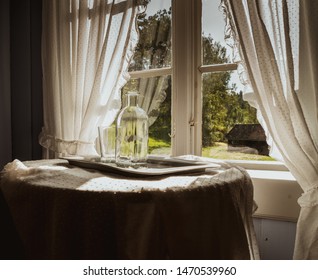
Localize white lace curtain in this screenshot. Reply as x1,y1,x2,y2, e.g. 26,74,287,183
40,0,145,157
222,0,318,259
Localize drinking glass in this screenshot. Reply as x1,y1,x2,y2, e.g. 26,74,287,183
98,125,116,163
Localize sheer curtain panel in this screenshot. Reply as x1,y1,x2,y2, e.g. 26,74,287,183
222,0,318,259
40,0,145,157
138,76,170,126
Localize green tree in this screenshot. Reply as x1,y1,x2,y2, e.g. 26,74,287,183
129,7,171,71
202,36,258,146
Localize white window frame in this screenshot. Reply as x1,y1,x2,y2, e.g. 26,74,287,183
128,0,286,170
129,0,237,157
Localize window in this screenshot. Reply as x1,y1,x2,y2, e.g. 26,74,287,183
123,0,273,161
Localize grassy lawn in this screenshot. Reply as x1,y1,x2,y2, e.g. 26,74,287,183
149,138,275,161
202,142,275,161
148,137,171,154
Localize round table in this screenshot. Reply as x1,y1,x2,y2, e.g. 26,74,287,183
0,159,259,260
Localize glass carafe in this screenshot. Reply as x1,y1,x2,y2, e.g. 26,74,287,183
116,91,148,168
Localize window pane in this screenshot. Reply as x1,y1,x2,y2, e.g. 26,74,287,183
122,76,172,156
202,0,233,65
129,0,172,71
201,71,273,161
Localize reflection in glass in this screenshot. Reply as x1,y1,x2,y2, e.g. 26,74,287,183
129,0,171,71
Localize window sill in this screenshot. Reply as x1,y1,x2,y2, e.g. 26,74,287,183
247,169,296,181
246,169,302,222
224,159,289,171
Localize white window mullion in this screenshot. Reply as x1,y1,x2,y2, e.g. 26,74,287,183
172,0,201,156
199,63,238,73
129,67,172,79
192,0,202,156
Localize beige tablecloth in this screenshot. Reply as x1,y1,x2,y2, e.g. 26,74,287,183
0,159,259,260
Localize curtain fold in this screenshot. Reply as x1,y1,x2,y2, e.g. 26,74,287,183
222,0,318,259
138,75,170,127
40,0,145,156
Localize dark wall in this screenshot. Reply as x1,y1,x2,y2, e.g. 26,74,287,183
0,0,12,169
0,0,43,169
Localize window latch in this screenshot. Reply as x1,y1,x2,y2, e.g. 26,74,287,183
189,120,196,127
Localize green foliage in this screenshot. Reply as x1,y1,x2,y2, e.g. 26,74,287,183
148,136,170,154
202,37,229,65
130,7,172,71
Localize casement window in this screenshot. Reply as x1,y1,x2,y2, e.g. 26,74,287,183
123,0,272,162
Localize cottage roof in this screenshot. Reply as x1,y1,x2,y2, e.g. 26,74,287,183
225,124,266,141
